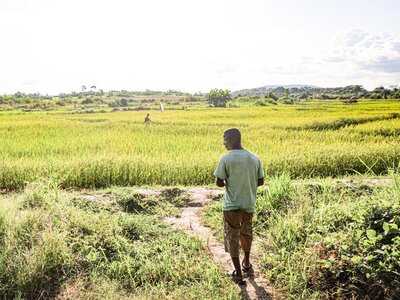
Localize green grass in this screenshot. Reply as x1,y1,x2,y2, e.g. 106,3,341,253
0,100,400,191
0,181,239,299
201,171,400,299
2,99,400,298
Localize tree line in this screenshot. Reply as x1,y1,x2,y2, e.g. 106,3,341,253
1,85,400,109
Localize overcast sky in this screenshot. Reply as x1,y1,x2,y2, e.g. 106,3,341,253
1,0,400,94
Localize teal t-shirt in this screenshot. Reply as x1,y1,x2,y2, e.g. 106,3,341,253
213,149,264,212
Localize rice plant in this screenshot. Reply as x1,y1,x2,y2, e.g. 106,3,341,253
0,100,399,190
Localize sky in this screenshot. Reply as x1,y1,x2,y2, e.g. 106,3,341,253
1,0,400,94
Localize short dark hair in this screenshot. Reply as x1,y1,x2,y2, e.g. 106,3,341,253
224,128,241,143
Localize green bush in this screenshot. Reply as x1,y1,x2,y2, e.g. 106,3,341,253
21,181,56,209
117,193,158,213
119,98,129,106
264,97,278,105
369,93,382,99
81,98,94,104
278,96,295,104
254,99,268,106
227,101,238,108
253,97,278,106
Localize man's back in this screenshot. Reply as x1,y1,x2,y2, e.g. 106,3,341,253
214,149,263,212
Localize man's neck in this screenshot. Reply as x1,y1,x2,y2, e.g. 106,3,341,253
230,144,244,150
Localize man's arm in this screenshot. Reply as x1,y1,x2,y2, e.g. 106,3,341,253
216,177,225,187
214,158,226,187
257,177,264,187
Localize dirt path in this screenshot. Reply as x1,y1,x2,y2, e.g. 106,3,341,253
165,188,282,300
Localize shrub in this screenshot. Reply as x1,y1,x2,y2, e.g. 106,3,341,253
107,99,129,107
254,99,268,106
21,182,53,209
266,92,278,100
369,93,382,99
108,101,118,108
119,98,129,107
82,98,94,104
278,96,295,104
264,97,277,104
227,101,238,108
117,193,158,214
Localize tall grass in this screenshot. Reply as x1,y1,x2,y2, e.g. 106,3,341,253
0,101,400,190
0,181,239,299
202,173,400,299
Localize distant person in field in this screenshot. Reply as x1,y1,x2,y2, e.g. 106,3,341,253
144,113,151,125
214,128,264,285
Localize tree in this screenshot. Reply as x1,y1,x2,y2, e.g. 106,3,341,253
353,85,364,93
284,88,289,97
392,87,400,99
207,88,231,107
120,98,129,106
373,86,391,99
266,91,278,100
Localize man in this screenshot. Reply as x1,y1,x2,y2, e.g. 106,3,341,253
214,128,264,285
144,113,151,125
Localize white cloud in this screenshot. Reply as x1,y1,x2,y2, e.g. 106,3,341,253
338,29,369,47
331,29,400,73
264,29,400,90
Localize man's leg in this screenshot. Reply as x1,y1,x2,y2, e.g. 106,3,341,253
231,257,242,277
240,211,254,269
223,210,243,278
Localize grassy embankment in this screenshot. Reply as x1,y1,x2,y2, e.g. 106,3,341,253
1,100,400,191
202,171,400,299
0,181,239,299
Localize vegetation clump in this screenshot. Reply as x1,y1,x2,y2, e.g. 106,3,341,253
0,184,238,299
296,113,400,131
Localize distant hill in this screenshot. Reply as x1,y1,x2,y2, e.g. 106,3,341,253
259,84,319,89
232,84,371,100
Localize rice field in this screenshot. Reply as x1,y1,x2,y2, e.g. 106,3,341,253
1,100,399,190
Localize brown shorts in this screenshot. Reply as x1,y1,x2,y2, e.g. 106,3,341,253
223,210,253,258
